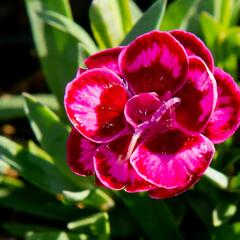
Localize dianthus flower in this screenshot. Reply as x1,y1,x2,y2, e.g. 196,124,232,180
64,30,240,199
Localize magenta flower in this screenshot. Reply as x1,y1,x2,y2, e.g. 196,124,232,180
64,30,240,199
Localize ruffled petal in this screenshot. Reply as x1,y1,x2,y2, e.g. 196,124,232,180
175,56,217,134
204,67,240,143
66,127,97,176
84,47,124,76
130,129,215,189
171,30,214,72
124,92,162,128
94,134,155,192
120,31,188,95
64,68,128,143
148,176,199,199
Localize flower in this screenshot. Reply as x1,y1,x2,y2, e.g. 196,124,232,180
64,30,240,199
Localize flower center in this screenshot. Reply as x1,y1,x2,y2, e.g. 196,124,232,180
125,97,181,160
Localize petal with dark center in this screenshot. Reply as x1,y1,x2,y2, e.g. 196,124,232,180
175,57,217,134
119,31,188,95
204,67,240,143
64,68,128,143
130,129,215,189
171,30,214,72
66,127,98,176
94,134,155,192
148,176,199,199
84,47,124,76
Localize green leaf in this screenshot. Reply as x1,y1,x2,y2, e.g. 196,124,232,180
118,0,133,33
204,167,229,190
118,192,184,240
89,0,125,48
212,222,240,240
22,93,92,189
214,0,234,28
39,10,98,54
0,94,59,120
129,0,142,23
67,213,110,240
22,93,113,209
0,182,86,222
2,223,58,239
200,12,222,49
62,189,114,211
161,0,201,30
77,43,90,67
0,136,77,194
212,200,237,227
26,231,88,240
121,0,167,45
25,0,78,104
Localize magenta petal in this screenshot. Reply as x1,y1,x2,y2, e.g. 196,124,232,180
148,176,199,199
124,92,162,128
130,129,215,189
119,31,188,95
204,68,240,143
67,127,97,176
94,134,155,192
64,68,128,143
175,56,217,134
84,47,124,76
171,30,214,72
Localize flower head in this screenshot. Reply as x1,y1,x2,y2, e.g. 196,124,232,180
64,30,240,199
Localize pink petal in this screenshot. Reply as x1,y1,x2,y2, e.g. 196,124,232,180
66,127,98,176
94,134,155,192
64,68,128,143
171,30,214,72
124,92,162,128
175,56,217,134
204,67,240,143
130,129,215,189
148,176,199,199
119,31,188,96
84,47,124,76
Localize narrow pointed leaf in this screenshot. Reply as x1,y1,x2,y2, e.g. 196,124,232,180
23,93,92,189
25,0,78,104
0,136,77,194
118,0,133,33
39,10,98,54
118,192,184,240
121,0,167,45
0,94,59,120
26,231,88,240
200,12,221,49
89,0,125,48
129,0,142,23
161,0,201,30
67,213,110,240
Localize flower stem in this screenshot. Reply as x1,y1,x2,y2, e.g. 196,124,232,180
204,166,229,190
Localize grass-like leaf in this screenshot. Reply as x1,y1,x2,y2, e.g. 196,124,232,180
121,0,167,45
39,10,98,54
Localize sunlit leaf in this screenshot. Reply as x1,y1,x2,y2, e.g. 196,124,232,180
68,213,110,240
89,0,125,48
122,0,167,45
39,10,98,54
25,0,78,104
